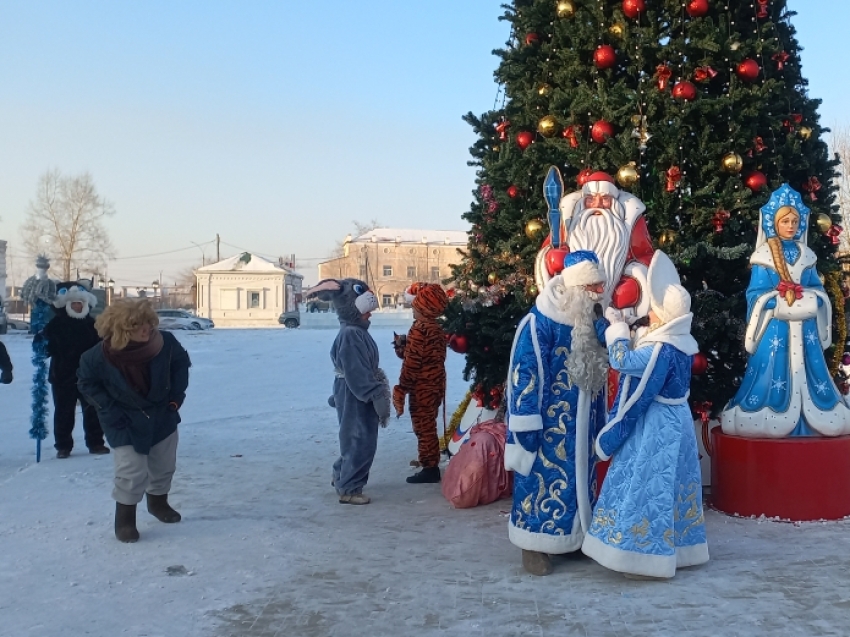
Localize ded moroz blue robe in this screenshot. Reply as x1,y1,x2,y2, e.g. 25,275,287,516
505,302,606,555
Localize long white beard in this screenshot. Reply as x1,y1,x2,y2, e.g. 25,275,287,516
569,203,630,306
556,286,609,395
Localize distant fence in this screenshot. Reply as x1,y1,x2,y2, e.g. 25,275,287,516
299,309,414,330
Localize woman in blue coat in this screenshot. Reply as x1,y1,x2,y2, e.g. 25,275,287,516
581,251,708,579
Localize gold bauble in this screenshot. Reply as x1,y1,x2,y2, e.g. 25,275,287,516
537,115,558,138
609,23,625,38
816,213,833,234
556,0,576,18
616,162,639,187
721,152,744,174
487,272,499,285
524,218,545,240
527,283,540,297
658,229,677,247
492,145,500,153
799,126,813,140
630,114,642,127
501,249,513,260
537,83,552,96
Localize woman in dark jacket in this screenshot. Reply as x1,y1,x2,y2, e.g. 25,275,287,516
78,299,191,543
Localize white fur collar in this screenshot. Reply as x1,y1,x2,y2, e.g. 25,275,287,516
535,280,569,324
750,243,817,282
634,313,699,356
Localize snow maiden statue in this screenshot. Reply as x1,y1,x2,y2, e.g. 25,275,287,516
721,184,850,438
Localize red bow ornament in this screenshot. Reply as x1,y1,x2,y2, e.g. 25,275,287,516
712,210,730,233
655,64,673,91
694,66,717,83
562,125,582,148
753,137,767,153
495,119,511,141
802,176,822,201
756,0,769,18
666,166,682,192
772,51,789,70
828,224,843,246
777,281,804,300
693,401,712,426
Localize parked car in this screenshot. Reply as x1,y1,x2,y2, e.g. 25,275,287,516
278,309,300,328
155,309,214,330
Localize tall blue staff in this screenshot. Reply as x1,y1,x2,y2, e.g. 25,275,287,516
20,255,56,462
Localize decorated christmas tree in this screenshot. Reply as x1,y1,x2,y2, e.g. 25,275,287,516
443,0,843,417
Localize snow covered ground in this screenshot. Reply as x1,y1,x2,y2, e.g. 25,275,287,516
1,327,850,637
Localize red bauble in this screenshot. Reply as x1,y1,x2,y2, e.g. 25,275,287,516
744,170,767,192
576,168,594,187
686,0,710,17
545,248,569,276
525,33,539,46
507,185,519,198
516,131,534,150
692,352,708,375
594,45,617,70
448,334,469,354
736,59,760,82
590,120,614,144
672,81,697,101
622,0,646,20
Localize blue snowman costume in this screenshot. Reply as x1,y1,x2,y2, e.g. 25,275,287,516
505,251,609,559
581,251,709,579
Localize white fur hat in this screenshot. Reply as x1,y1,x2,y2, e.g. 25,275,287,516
647,250,691,323
560,250,605,288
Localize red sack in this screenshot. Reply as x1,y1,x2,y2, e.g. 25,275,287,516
441,419,513,508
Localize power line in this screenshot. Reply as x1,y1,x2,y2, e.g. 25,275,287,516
110,242,214,260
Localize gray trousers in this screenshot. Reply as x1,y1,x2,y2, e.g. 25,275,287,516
112,431,179,505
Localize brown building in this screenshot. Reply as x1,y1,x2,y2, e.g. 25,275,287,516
318,228,467,308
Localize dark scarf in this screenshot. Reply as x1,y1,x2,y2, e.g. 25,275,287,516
103,330,165,396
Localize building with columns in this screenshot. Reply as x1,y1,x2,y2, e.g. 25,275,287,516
317,228,467,308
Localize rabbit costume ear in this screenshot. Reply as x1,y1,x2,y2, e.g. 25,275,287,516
307,279,343,301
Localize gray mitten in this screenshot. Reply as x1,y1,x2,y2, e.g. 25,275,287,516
372,394,391,427
327,395,336,408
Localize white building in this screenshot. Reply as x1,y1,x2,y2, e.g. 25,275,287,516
195,252,303,327
0,240,6,303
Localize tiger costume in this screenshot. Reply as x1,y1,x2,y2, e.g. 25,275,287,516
393,283,449,484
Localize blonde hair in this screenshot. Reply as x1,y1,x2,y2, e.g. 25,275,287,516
767,206,801,306
95,298,159,350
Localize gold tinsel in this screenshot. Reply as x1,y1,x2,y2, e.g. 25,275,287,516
440,391,472,453
825,271,846,377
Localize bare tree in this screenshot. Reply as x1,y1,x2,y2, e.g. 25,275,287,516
328,218,384,259
829,125,850,253
20,170,115,281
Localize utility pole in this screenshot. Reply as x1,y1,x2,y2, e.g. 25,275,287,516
216,234,220,262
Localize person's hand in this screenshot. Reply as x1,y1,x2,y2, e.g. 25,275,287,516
392,385,405,417
0,370,12,385
327,395,336,409
168,401,180,412
372,394,391,425
605,307,625,324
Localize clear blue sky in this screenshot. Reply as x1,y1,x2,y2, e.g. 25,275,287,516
0,0,844,287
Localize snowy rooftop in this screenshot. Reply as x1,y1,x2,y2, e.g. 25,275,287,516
352,228,468,245
197,252,302,277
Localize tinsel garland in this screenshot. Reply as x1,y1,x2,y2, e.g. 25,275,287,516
440,391,472,453
29,300,51,457
824,271,846,379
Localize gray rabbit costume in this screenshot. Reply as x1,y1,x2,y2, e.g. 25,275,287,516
308,278,391,505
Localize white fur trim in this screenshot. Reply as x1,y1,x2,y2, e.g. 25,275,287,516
504,441,537,476
676,542,710,568
508,512,584,554
561,260,605,288
508,414,543,432
595,344,663,461
635,313,699,356
605,322,631,346
581,532,676,578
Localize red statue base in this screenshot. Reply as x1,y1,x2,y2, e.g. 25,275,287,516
711,429,850,521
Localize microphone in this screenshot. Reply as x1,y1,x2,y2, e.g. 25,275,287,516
593,303,603,320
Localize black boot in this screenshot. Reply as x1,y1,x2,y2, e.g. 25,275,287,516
146,493,182,523
115,503,140,543
406,466,441,484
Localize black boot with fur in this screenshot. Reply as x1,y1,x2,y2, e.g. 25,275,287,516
146,493,182,523
406,466,441,484
115,503,140,543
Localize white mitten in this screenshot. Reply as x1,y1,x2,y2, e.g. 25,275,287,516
605,307,625,324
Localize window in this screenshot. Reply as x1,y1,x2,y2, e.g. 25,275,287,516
249,291,261,308
383,265,393,277
382,294,393,307
430,266,440,282
407,266,416,278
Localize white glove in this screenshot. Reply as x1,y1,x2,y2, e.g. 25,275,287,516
605,307,625,324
